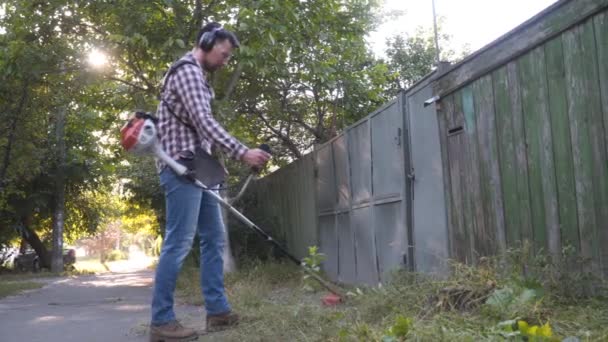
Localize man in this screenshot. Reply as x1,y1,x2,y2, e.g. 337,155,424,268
150,22,270,342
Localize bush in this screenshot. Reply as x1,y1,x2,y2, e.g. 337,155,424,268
106,249,127,261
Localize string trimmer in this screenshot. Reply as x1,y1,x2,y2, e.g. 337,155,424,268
120,112,344,299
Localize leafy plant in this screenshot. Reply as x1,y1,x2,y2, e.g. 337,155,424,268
497,319,559,341
484,285,543,320
382,315,413,341
301,245,325,291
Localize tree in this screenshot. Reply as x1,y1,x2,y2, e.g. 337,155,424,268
60,0,395,222
0,0,118,269
383,22,469,97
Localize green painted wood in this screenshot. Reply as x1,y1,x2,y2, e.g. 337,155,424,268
518,47,558,254
544,36,579,256
471,79,492,256
580,20,608,274
442,95,467,262
506,62,534,246
461,86,486,260
492,66,521,247
454,93,475,263
532,47,561,258
518,51,545,251
562,24,600,272
594,11,608,276
473,76,507,254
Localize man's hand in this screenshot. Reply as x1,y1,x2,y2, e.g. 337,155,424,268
242,148,271,169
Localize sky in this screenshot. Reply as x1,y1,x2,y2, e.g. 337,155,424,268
369,0,559,58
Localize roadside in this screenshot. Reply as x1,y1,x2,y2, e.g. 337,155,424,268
0,255,205,342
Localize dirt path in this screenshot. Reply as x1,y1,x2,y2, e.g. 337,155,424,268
0,268,205,342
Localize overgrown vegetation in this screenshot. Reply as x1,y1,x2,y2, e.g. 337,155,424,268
174,245,608,341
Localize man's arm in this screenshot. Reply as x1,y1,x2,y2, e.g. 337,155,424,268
172,63,248,160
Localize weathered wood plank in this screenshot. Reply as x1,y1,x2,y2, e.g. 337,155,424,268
533,47,560,260
436,97,452,259
562,24,600,272
518,47,560,254
506,62,534,247
454,92,475,263
594,10,608,276
472,79,492,256
544,36,579,258
580,20,608,275
461,86,486,260
492,66,521,248
473,76,506,254
441,96,468,262
434,0,608,98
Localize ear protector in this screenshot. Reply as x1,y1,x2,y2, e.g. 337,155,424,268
199,26,223,52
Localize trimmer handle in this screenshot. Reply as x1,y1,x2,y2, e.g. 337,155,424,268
251,143,272,174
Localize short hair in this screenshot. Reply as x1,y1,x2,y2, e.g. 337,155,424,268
196,22,240,51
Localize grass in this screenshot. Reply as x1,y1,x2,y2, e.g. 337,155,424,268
0,280,44,299
174,257,608,342
73,256,111,274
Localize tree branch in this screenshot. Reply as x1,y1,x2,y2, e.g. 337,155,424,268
221,63,244,101
254,110,302,159
105,76,149,92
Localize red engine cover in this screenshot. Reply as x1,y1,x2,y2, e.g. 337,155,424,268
120,117,145,151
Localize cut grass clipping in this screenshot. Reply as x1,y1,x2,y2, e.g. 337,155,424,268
174,255,608,342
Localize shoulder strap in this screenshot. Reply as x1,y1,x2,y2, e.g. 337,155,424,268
160,60,199,131
161,60,199,94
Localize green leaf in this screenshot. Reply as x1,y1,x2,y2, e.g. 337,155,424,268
389,315,412,338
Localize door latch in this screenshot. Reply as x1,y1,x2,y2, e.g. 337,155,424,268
407,171,415,181
395,127,402,146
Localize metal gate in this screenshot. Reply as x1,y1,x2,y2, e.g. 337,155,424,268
316,94,410,285
406,84,450,275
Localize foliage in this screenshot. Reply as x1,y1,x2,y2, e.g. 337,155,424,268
105,249,127,262
382,19,469,97
301,245,326,292
381,315,413,341
0,0,119,256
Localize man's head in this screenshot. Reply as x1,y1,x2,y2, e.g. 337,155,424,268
195,22,239,72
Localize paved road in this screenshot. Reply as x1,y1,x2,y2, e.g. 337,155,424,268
0,267,205,342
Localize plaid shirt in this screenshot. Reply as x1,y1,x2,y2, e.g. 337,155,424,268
156,52,248,171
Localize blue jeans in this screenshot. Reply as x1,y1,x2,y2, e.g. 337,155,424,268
151,168,231,325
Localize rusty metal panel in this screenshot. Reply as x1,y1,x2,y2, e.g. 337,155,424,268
348,121,372,205
337,213,356,284
332,136,350,211
371,101,404,199
352,206,379,285
374,201,408,282
315,144,336,212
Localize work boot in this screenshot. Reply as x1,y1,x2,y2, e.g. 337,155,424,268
149,320,197,342
206,311,240,332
